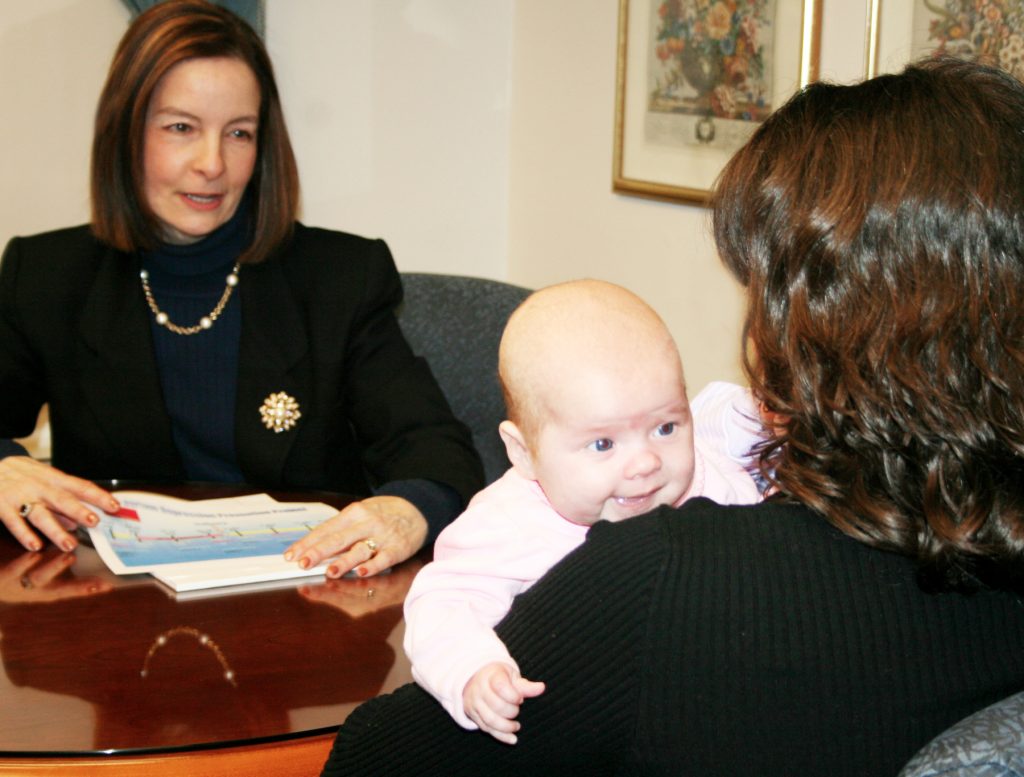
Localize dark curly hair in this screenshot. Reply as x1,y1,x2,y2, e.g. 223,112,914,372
91,0,298,263
712,57,1024,593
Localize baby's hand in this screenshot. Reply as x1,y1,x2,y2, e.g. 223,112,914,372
462,662,545,745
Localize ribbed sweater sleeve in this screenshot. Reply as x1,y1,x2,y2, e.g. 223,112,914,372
323,513,669,776
632,498,1024,775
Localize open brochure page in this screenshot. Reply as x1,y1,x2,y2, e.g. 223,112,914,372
86,491,337,592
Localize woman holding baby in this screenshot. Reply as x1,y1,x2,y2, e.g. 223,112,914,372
323,57,1024,775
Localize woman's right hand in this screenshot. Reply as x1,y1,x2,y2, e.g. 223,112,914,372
0,456,119,552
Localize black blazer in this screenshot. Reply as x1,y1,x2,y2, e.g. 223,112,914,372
0,223,483,506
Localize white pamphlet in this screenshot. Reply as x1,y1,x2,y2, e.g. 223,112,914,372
86,491,337,592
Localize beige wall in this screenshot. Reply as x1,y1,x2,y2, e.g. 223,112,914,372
0,0,129,239
2,0,873,454
267,0,513,279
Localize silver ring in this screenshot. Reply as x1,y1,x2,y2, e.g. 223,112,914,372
20,575,32,589
362,538,379,559
366,588,376,599
18,503,36,520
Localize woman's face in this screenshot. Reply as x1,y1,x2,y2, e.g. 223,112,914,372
142,57,260,245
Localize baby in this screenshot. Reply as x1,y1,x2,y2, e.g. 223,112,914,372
403,279,763,744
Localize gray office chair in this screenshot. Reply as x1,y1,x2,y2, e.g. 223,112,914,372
397,272,531,485
899,691,1024,777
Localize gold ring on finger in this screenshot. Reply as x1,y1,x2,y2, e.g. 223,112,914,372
362,538,380,559
18,503,36,520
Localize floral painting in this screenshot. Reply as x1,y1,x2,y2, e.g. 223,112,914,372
915,0,1024,80
650,0,775,122
614,0,816,203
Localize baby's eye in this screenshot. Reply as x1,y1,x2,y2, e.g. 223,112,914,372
654,422,676,437
587,438,614,453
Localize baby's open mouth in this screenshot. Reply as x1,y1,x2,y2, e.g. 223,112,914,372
614,490,657,506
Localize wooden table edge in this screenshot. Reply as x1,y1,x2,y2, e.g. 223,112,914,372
0,730,335,777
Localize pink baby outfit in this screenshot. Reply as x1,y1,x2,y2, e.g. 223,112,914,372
404,385,761,729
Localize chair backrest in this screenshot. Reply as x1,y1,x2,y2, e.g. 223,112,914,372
898,691,1024,777
397,273,531,485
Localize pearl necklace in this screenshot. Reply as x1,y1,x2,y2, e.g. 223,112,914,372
139,263,240,335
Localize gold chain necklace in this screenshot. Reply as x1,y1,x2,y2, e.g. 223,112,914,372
139,263,240,335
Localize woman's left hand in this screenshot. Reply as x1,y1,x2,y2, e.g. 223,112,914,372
284,496,427,578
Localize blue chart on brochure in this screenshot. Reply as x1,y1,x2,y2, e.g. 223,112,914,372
86,491,336,592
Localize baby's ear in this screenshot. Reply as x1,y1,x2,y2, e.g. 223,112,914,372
499,420,537,480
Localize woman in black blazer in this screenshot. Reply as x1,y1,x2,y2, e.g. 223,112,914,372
0,0,483,577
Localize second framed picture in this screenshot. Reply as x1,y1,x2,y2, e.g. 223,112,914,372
869,0,1024,79
613,0,821,205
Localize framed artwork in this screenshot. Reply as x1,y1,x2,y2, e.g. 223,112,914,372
613,0,821,205
867,0,1024,79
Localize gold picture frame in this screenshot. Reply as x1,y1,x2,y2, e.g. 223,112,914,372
613,0,821,205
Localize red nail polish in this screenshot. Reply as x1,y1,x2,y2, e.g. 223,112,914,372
356,566,368,577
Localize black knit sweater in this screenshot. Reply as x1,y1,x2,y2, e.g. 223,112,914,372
323,497,1024,776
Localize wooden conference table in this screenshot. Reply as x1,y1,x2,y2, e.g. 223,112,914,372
0,483,422,776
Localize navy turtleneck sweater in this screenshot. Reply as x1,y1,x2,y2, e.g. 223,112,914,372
142,208,247,483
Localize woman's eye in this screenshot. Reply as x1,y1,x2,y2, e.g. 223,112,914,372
588,438,614,453
167,122,191,133
655,422,676,437
230,128,255,141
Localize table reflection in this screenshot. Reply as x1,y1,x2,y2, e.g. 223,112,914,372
0,535,421,755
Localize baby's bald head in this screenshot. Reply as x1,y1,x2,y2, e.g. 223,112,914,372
498,279,683,445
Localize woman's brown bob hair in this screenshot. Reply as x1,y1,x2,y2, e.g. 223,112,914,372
713,57,1024,593
91,0,299,263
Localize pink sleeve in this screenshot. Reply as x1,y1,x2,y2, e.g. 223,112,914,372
403,476,585,729
691,439,761,505
691,381,768,485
